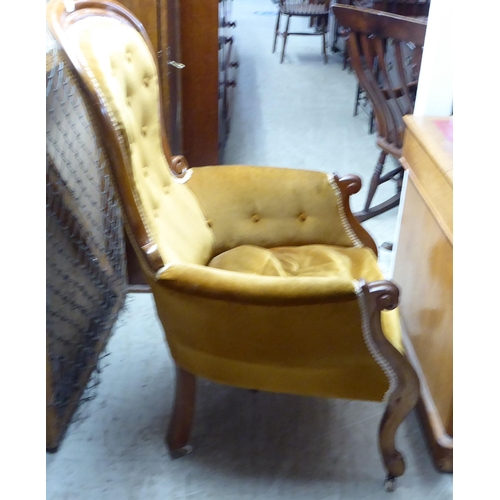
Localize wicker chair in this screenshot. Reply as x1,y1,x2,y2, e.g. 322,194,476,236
273,0,332,63
333,4,427,221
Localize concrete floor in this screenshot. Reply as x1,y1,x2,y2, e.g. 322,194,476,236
46,1,453,498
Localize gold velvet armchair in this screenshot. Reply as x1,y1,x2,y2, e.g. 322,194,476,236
47,0,419,490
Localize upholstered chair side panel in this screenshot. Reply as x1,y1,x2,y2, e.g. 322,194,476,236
149,278,391,402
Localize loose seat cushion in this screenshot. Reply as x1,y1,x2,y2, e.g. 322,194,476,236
209,244,402,354
208,244,384,281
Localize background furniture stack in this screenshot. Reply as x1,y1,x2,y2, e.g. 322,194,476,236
273,0,331,64
332,5,427,221
330,0,431,133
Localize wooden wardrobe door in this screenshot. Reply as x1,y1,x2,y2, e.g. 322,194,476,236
160,0,183,155
179,0,220,166
118,0,181,155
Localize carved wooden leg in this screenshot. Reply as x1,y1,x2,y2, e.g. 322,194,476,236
280,15,291,64
359,281,420,491
379,373,419,490
353,83,361,117
272,11,281,53
166,365,197,459
354,153,404,222
364,150,388,213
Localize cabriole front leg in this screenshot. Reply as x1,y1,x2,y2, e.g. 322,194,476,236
359,281,420,491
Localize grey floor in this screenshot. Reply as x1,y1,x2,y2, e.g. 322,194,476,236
46,1,453,498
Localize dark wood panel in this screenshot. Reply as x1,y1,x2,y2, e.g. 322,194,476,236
160,0,183,154
179,0,220,166
119,0,159,49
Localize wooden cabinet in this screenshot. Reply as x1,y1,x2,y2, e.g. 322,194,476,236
392,116,453,472
180,0,238,165
119,0,183,153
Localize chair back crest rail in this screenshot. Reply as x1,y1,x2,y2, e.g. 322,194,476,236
280,0,331,15
349,0,430,17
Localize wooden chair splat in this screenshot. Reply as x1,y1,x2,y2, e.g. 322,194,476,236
332,4,427,221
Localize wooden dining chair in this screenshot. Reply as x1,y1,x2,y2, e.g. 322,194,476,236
332,4,427,221
349,1,430,131
273,0,331,64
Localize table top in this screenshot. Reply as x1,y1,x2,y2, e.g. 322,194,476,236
402,115,453,185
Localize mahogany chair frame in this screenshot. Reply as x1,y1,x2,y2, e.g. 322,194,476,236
47,0,420,490
332,4,427,221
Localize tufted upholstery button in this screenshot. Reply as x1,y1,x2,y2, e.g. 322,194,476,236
143,76,150,87
126,51,132,62
141,126,148,136
206,220,213,228
298,213,307,222
251,214,261,223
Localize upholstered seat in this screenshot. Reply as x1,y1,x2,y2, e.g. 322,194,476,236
47,0,419,491
210,244,382,280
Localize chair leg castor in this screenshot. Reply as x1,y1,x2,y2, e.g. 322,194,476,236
384,475,397,492
166,366,197,460
168,444,193,460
